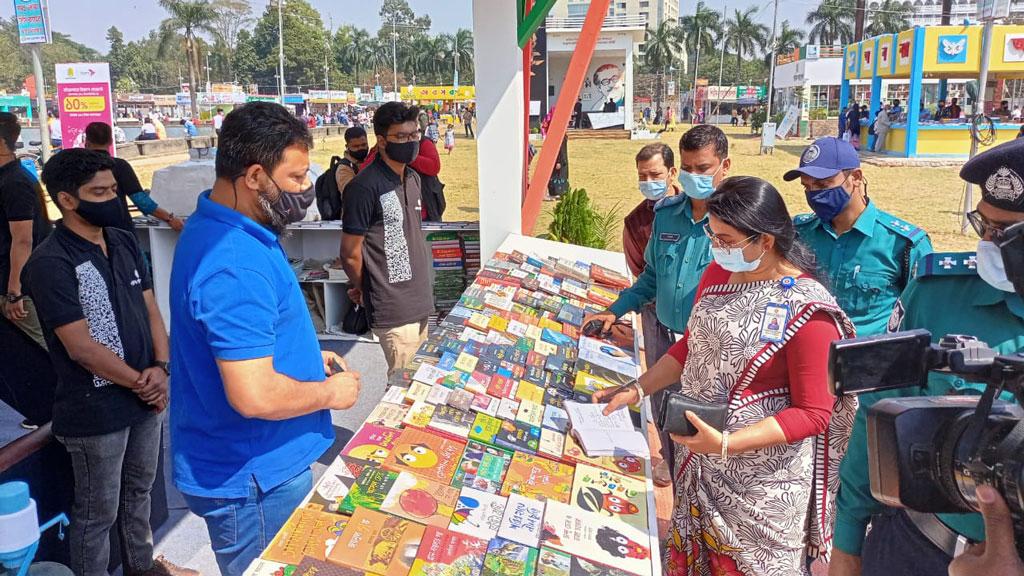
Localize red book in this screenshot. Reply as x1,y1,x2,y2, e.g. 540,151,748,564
408,526,488,576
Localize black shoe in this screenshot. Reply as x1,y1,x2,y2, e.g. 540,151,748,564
19,419,39,431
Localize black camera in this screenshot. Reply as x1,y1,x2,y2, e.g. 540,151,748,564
826,221,1024,550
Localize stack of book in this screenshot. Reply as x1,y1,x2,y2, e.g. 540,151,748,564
246,248,654,576
426,231,467,312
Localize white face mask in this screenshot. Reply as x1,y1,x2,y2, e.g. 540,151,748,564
976,240,1015,292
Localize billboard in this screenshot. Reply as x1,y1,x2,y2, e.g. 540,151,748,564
13,0,50,44
55,62,113,152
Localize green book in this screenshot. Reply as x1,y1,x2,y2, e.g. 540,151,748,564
338,466,398,514
482,538,538,576
469,412,504,444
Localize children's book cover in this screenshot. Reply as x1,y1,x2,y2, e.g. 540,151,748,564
327,507,425,576
470,393,500,417
539,428,566,462
501,452,574,504
496,397,521,422
448,388,477,412
539,501,652,576
515,381,545,405
493,420,541,454
427,405,474,441
497,492,545,548
383,427,467,484
516,400,545,428
487,373,517,399
292,557,363,576
408,526,489,576
452,440,514,494
542,405,569,433
340,424,401,475
406,380,433,404
535,546,637,576
305,456,358,514
263,506,350,565
338,466,399,515
447,486,507,540
469,412,503,445
482,537,539,576
380,471,461,528
561,435,645,481
569,464,648,531
403,401,437,429
364,402,409,429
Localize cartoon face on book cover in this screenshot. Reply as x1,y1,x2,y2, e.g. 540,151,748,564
385,427,467,484
562,435,645,480
539,501,651,576
341,424,402,474
570,464,647,531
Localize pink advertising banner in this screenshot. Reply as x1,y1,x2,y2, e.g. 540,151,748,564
54,62,113,154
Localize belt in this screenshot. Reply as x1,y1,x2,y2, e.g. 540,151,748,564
904,510,969,558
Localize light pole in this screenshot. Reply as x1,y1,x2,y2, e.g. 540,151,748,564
713,2,727,124
391,17,399,100
277,0,286,103
692,27,701,120
765,0,780,119
324,39,332,116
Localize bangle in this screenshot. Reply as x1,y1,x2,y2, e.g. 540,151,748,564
632,380,645,401
721,431,730,462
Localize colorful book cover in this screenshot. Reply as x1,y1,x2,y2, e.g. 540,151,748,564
381,385,408,405
380,471,461,528
497,492,546,548
340,424,402,475
292,557,363,576
544,354,569,374
494,420,541,454
442,370,471,390
409,526,489,576
501,452,574,504
561,435,646,481
246,559,293,576
569,464,648,531
455,351,480,373
482,537,539,576
488,373,517,399
516,400,545,428
515,382,545,404
403,401,437,429
536,546,638,576
448,486,508,539
426,383,453,406
534,339,559,357
496,397,521,421
338,466,399,515
470,393,500,417
539,501,652,576
447,388,476,412
539,428,567,461
384,427,466,484
469,412,503,444
428,405,474,440
306,456,358,514
452,440,514,493
541,328,575,349
542,405,570,432
590,264,631,290
263,506,350,565
364,402,409,429
406,380,433,404
413,363,449,386
328,507,425,576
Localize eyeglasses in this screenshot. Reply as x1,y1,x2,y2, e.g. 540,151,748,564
704,223,757,253
966,210,1009,242
386,130,421,144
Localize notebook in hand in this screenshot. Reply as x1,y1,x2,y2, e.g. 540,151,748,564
563,401,649,459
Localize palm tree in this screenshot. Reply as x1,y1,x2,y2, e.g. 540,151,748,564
679,2,722,59
724,7,768,83
451,28,474,84
805,0,855,46
767,21,806,65
158,0,217,120
643,20,686,108
341,28,372,88
865,0,912,35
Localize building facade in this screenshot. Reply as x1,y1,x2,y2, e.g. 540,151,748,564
882,0,1024,26
551,0,680,29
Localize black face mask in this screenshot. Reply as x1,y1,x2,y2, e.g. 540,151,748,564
267,177,316,225
385,140,419,165
75,196,124,229
349,148,368,162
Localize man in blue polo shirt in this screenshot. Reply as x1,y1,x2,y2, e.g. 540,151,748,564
169,102,362,575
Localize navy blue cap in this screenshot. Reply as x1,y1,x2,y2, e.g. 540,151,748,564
783,137,861,181
960,138,1024,212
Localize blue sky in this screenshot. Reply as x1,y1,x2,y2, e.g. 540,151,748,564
0,0,798,53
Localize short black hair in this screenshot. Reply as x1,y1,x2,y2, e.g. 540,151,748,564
635,143,674,168
0,112,20,151
679,124,728,159
41,148,115,205
344,126,367,143
215,102,313,180
372,102,420,137
85,122,112,146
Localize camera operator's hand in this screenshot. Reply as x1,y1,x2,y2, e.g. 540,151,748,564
828,549,862,576
948,485,1024,576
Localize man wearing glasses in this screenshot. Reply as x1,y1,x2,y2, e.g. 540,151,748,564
831,141,1024,575
340,102,434,377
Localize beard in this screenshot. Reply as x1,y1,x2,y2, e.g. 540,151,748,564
257,189,290,237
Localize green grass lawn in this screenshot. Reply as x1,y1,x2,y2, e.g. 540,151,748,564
130,125,977,253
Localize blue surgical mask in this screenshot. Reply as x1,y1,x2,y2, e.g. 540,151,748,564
805,177,852,222
710,237,765,273
678,160,725,200
638,179,668,201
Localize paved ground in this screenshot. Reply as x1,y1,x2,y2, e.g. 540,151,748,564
0,338,388,576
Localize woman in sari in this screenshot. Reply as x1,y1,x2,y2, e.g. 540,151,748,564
596,176,857,576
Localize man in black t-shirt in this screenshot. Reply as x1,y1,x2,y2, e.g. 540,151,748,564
23,148,195,576
340,102,433,377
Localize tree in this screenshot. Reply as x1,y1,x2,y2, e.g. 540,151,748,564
767,21,806,66
806,0,855,46
643,20,686,107
724,7,768,83
338,27,372,88
865,0,912,35
209,0,252,78
249,0,328,94
679,2,722,60
452,28,474,85
158,0,217,119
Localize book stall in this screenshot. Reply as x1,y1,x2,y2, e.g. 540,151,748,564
243,234,662,576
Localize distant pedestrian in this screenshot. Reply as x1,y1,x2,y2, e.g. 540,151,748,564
213,108,225,135
461,106,475,139
730,109,739,126
425,118,440,143
573,97,583,129
136,117,158,141
180,118,199,138
444,123,455,155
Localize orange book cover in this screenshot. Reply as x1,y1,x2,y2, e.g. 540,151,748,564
562,434,646,481
327,507,425,576
383,427,467,485
500,452,575,504
263,506,349,565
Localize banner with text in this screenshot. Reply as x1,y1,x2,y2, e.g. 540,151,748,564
14,0,50,44
55,62,113,153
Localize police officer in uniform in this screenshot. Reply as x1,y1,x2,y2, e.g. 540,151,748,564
833,138,1024,575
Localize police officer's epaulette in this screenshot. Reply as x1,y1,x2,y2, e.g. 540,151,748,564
913,252,979,279
793,213,819,227
655,194,688,211
878,214,927,244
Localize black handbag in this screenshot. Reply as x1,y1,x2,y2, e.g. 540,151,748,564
342,304,371,335
656,392,728,437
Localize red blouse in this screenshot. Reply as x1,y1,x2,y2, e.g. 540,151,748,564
666,262,841,443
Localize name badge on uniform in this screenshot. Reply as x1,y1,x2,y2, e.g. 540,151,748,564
659,232,680,242
759,303,790,343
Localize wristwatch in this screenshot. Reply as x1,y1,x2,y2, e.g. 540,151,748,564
154,361,170,376
5,293,25,304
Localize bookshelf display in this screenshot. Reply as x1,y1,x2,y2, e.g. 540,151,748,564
243,233,662,576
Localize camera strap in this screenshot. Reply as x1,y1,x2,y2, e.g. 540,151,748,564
905,510,970,558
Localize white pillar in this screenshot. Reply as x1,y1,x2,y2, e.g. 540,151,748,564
624,47,634,130
473,0,524,260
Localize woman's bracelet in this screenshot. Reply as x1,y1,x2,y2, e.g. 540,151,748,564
721,431,730,462
632,380,645,401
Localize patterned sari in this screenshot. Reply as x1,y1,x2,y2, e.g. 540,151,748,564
663,276,857,576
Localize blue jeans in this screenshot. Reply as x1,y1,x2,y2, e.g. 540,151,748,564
861,508,953,576
181,468,313,576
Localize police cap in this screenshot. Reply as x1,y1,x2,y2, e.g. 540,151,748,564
960,138,1024,212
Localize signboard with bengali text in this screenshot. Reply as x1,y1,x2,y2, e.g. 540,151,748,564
13,0,50,44
55,63,113,153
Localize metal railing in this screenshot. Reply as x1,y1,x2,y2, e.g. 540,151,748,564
545,14,648,29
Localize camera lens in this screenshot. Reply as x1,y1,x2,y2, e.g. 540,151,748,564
950,413,1022,511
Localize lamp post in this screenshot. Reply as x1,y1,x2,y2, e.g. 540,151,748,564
277,0,286,103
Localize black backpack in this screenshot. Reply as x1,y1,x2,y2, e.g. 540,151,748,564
315,156,353,221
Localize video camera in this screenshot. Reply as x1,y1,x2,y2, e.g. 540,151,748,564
826,220,1024,551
